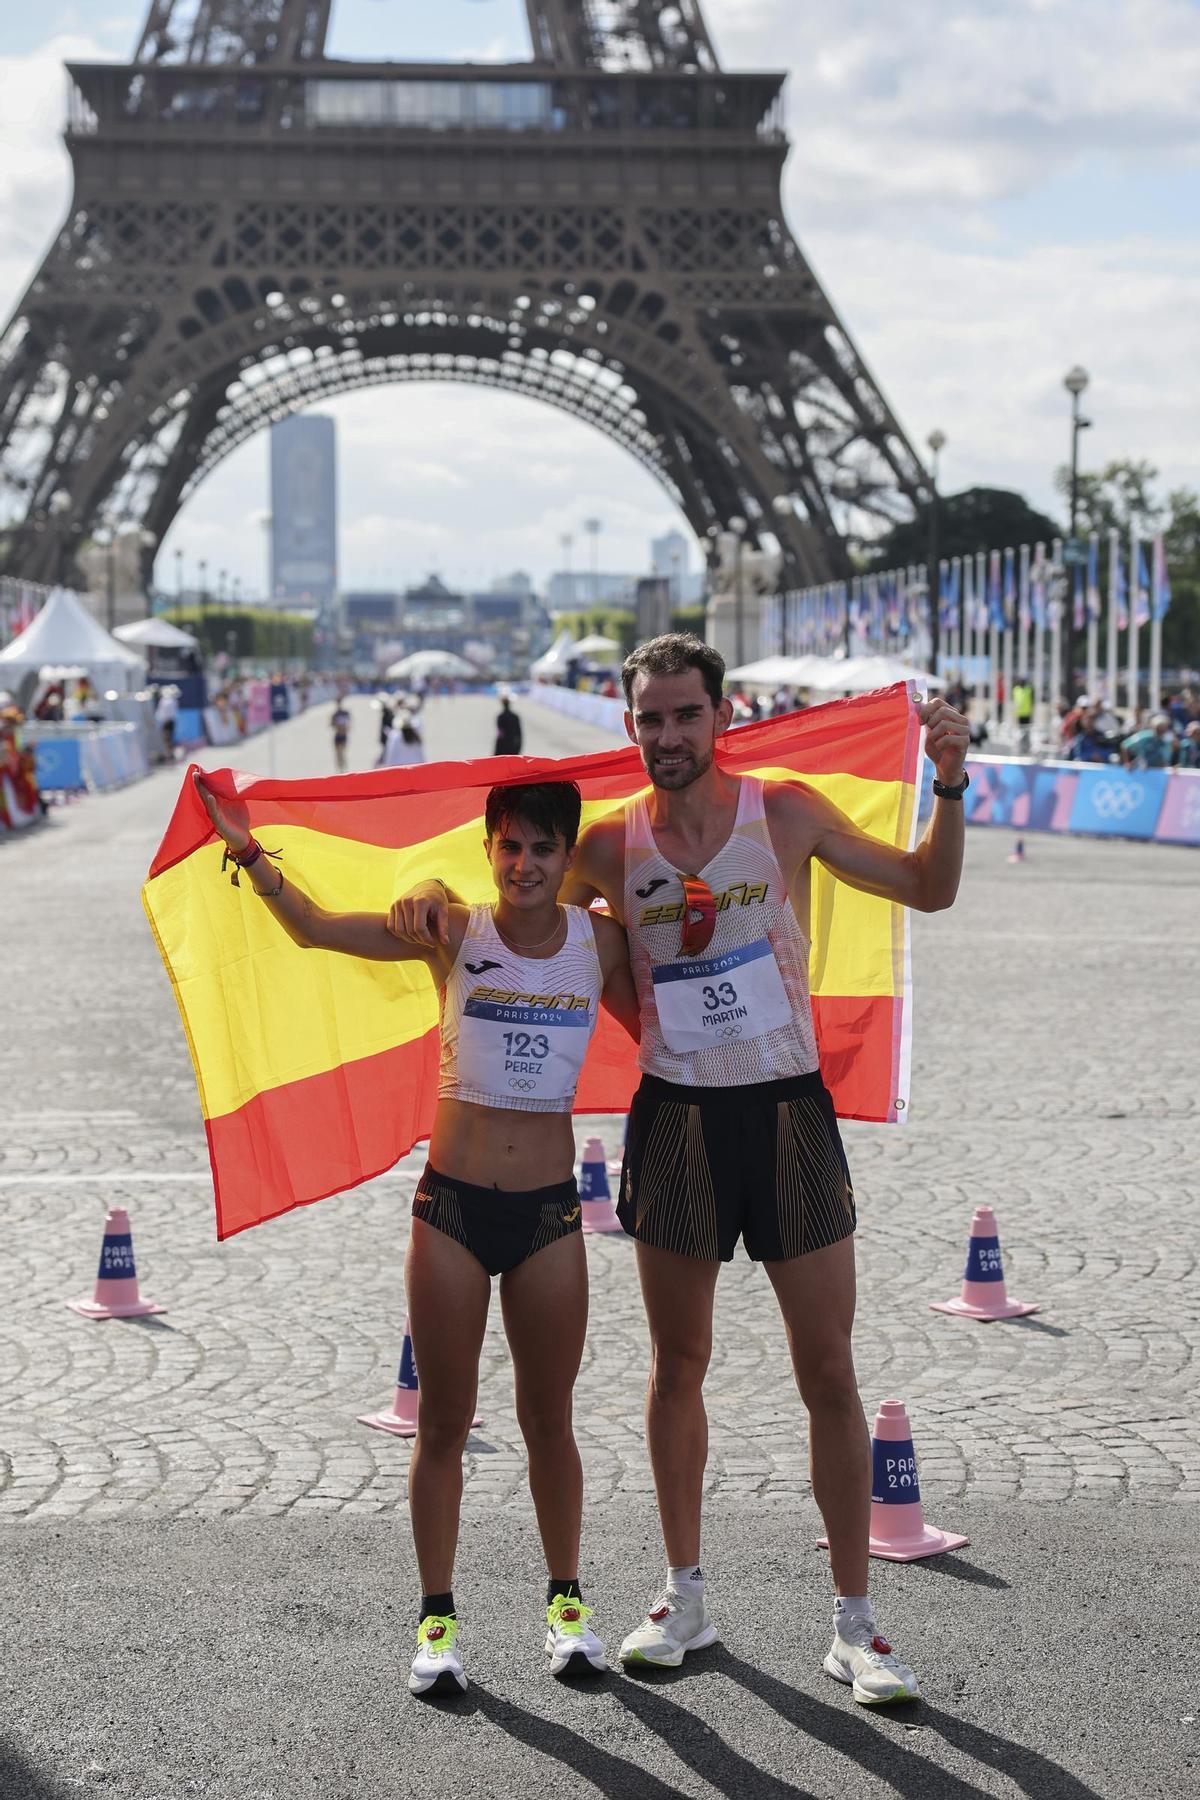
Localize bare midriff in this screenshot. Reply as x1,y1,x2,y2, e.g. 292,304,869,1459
427,1098,578,1190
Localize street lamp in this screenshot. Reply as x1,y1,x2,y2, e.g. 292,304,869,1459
584,518,602,610
94,520,117,633
829,473,859,655
727,514,747,668
1062,366,1091,703
926,429,947,674
174,546,184,609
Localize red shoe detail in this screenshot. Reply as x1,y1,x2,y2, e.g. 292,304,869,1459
426,1624,445,1642
560,1607,580,1622
871,1635,892,1654
649,1605,671,1622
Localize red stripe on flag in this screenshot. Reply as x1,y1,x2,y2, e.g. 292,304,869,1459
812,994,904,1124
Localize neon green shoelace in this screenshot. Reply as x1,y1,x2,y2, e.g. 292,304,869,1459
546,1594,593,1636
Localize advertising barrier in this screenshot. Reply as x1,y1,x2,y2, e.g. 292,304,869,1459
31,722,148,793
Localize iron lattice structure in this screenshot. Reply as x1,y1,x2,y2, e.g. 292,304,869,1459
0,0,927,589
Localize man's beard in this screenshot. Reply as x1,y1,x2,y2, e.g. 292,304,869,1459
646,742,714,790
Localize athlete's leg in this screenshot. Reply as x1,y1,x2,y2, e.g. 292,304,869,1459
499,1229,588,1577
764,1236,870,1596
635,1242,721,1565
405,1217,491,1594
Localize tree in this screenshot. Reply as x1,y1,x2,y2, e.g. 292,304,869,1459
1052,457,1165,541
868,487,1062,570
1162,488,1200,674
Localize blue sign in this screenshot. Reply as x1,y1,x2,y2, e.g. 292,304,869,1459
398,1336,419,1391
33,738,83,791
98,1232,136,1280
871,1435,921,1506
1069,766,1167,840
964,1235,1004,1284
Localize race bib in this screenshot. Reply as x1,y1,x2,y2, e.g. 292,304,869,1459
459,995,592,1101
651,937,791,1054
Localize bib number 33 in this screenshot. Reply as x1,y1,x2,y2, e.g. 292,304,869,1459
651,937,790,1054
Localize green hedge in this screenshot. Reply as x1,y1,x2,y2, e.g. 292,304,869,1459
161,605,315,663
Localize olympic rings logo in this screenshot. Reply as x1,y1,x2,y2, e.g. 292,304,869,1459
1089,781,1144,820
508,1077,537,1092
714,1026,744,1040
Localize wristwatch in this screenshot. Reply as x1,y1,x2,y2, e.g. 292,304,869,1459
932,771,970,801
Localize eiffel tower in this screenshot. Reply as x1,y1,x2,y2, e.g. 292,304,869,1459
0,1,927,597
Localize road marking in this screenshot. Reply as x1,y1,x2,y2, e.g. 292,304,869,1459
0,1172,213,1187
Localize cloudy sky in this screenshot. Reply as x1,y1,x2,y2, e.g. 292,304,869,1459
1,0,1197,597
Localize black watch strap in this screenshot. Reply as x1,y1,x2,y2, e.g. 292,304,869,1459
932,771,970,800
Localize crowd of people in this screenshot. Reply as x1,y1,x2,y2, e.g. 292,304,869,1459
1057,687,1200,768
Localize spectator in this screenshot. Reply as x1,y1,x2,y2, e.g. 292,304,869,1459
1121,713,1175,769
1064,705,1114,763
1175,721,1200,769
154,683,179,761
494,695,523,756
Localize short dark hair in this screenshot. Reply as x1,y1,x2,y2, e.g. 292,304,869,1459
485,781,582,850
621,632,725,711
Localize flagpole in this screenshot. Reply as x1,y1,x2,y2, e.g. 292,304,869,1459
1127,528,1140,725
1105,529,1120,707
1017,542,1030,736
1031,542,1045,749
1002,549,1016,739
1049,538,1063,746
1149,539,1163,711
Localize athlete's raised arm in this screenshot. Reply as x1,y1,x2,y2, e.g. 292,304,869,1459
195,772,459,967
765,696,969,913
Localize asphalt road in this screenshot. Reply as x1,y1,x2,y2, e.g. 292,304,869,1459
1,690,1197,1798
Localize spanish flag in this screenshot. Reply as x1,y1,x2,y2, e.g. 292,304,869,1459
144,684,922,1239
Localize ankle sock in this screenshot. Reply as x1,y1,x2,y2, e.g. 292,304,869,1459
547,1578,582,1605
668,1563,705,1598
833,1594,874,1634
420,1590,455,1624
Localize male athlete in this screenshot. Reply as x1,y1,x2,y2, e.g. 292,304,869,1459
389,633,970,1705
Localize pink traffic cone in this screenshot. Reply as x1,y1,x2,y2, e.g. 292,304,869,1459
820,1400,968,1562
358,1319,482,1439
578,1136,622,1234
930,1205,1038,1321
607,1114,629,1177
66,1207,166,1319
1007,837,1027,864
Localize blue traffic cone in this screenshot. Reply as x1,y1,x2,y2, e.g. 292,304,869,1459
578,1136,622,1234
358,1317,482,1438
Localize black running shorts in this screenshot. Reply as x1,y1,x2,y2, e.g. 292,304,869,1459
617,1071,855,1263
412,1164,582,1277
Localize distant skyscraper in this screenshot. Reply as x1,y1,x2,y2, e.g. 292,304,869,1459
270,414,337,610
651,529,691,583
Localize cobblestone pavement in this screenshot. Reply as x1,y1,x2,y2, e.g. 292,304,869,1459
2,694,1198,1525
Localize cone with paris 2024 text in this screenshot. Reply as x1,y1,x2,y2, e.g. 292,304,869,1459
578,1135,622,1234
819,1400,968,1562
1008,836,1027,864
358,1318,482,1438
66,1207,166,1319
930,1204,1038,1321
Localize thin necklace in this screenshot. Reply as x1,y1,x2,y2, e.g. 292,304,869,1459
492,904,564,953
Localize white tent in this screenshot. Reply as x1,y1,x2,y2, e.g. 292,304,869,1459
805,655,945,694
385,648,477,681
571,632,622,661
114,616,199,650
727,654,836,687
0,588,145,692
529,628,575,681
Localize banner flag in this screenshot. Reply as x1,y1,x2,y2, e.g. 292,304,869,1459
1135,543,1152,627
144,690,923,1238
1086,535,1101,622
1031,545,1048,628
1003,547,1017,624
1152,534,1172,621
1072,564,1085,632
1114,554,1129,630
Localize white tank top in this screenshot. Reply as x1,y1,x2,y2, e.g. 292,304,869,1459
439,904,604,1113
623,775,819,1086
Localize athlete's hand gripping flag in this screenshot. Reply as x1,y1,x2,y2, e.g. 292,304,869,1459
144,684,924,1238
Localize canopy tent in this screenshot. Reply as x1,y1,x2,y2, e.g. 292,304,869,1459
727,654,837,688
0,588,145,693
384,649,477,681
114,616,199,650
529,628,575,681
805,655,945,694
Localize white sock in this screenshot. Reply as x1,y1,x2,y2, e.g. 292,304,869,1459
668,1563,704,1597
833,1594,874,1635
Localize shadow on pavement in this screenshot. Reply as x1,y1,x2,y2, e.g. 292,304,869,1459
470,1684,696,1799
0,1740,73,1800
610,1675,816,1797
1011,1317,1070,1340
717,1651,1103,1800
908,1552,1011,1590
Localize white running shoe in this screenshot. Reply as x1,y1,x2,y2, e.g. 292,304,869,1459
408,1613,467,1697
823,1619,920,1705
545,1594,607,1677
619,1587,718,1669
